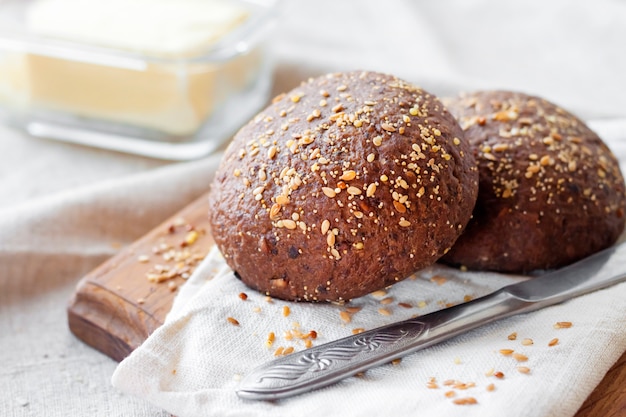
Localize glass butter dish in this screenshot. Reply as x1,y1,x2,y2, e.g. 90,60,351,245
0,0,277,160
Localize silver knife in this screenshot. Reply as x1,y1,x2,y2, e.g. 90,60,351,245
236,241,626,400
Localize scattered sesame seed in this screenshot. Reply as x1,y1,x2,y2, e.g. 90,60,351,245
282,306,291,317
499,349,514,356
548,338,559,346
517,366,531,374
521,338,534,346
227,317,240,326
430,275,447,285
453,397,477,405
339,311,352,323
184,230,199,245
137,255,150,263
378,307,392,316
554,321,572,329
372,136,383,146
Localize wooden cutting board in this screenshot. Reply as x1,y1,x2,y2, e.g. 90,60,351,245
67,191,626,416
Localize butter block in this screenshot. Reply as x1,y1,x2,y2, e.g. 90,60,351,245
0,0,262,136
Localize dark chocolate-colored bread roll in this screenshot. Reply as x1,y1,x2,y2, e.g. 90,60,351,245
442,90,626,272
209,71,478,301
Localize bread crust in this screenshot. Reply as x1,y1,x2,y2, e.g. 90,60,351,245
209,71,478,301
442,91,626,272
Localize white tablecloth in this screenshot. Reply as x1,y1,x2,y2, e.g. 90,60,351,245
2,1,625,415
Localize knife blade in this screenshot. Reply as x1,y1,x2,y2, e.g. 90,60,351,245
236,241,626,400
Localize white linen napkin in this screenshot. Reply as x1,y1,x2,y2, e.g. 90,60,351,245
112,239,626,417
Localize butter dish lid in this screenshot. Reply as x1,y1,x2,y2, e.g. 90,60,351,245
0,0,278,66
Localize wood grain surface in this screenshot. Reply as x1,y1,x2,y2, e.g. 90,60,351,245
67,192,626,415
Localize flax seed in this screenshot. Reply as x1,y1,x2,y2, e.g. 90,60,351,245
393,201,407,213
